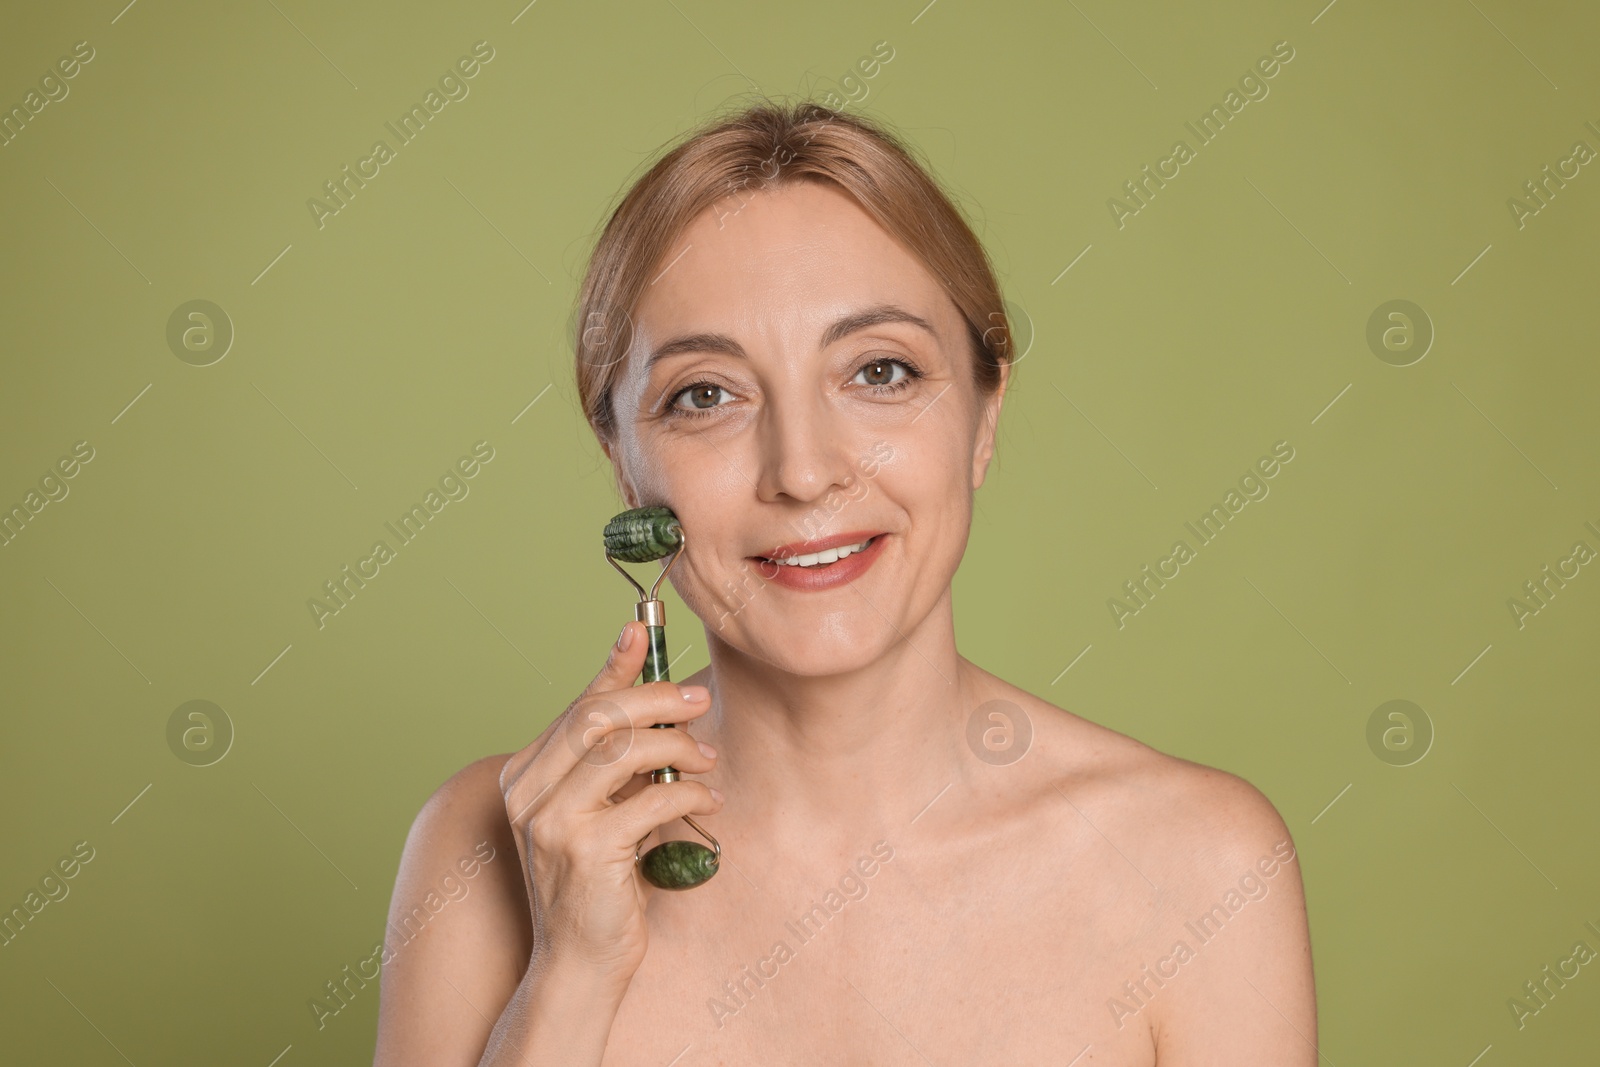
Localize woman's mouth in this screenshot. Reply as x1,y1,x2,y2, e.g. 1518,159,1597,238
749,532,888,591
765,535,875,567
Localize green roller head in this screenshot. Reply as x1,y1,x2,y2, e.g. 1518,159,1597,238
640,839,719,890
604,506,684,563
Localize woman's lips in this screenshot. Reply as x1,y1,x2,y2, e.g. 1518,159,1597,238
748,534,888,591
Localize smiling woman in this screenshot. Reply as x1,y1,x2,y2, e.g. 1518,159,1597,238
374,98,1316,1067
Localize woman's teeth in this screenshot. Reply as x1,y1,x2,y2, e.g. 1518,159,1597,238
768,536,875,568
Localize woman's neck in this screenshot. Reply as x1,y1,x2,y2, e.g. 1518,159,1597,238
693,589,985,851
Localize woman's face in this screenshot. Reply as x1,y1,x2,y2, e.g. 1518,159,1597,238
604,179,1006,677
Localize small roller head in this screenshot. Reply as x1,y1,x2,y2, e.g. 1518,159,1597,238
604,506,684,563
639,839,719,890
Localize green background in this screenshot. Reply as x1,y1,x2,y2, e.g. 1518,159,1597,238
2,0,1597,1063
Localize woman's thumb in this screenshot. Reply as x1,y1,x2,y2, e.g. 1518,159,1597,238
590,620,647,696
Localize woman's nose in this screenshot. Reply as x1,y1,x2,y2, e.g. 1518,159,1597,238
753,396,858,505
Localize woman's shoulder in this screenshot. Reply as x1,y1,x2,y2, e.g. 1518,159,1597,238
402,752,519,861
374,754,530,1058
985,676,1298,882
405,752,526,903
385,752,530,960
424,751,517,810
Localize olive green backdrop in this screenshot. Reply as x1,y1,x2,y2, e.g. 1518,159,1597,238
2,0,1596,1063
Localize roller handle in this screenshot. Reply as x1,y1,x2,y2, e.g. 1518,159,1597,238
640,621,672,685
639,617,678,778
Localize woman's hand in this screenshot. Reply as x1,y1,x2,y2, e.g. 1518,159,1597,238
497,620,722,990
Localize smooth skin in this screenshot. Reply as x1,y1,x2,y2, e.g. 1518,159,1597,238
374,180,1316,1066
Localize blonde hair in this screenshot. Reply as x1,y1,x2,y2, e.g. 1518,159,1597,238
573,98,1013,445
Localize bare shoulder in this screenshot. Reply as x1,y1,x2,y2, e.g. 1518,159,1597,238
397,752,522,871
990,679,1316,1062
989,678,1298,882
373,753,532,1067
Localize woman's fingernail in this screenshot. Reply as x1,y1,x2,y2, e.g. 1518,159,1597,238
680,685,708,703
698,741,717,758
617,624,634,651
710,787,724,803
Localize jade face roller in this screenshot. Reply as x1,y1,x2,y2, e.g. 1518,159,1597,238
602,505,721,891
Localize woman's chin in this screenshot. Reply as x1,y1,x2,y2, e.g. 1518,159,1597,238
716,625,899,678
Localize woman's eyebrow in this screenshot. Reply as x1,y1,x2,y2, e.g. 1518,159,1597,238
645,303,938,370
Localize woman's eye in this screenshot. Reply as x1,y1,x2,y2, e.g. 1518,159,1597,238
855,359,910,388
672,383,730,414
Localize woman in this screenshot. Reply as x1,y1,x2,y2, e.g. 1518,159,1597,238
374,99,1316,1066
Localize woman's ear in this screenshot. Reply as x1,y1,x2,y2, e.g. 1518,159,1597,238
971,360,1009,490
